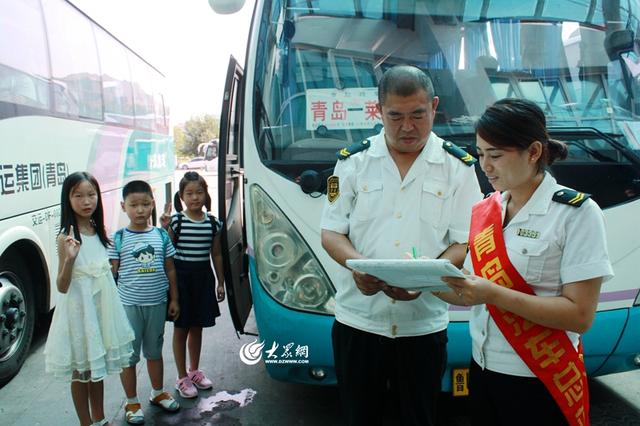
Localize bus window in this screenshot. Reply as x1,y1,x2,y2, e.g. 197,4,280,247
0,0,50,113
128,55,156,131
43,0,103,120
151,71,168,134
95,27,135,127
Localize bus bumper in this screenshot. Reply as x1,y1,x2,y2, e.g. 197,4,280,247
249,258,640,386
443,322,472,392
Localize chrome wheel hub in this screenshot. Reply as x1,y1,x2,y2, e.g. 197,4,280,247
0,274,27,362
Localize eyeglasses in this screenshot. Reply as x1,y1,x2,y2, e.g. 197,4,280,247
383,111,428,122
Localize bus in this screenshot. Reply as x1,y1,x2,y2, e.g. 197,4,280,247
0,0,174,385
211,0,640,391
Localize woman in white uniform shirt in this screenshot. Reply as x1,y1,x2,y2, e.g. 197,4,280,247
443,99,613,426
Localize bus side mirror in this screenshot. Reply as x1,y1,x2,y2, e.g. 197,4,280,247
605,29,635,61
205,145,218,160
208,0,245,14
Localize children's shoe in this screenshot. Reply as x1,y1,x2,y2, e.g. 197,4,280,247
188,369,213,390
124,403,144,425
175,376,198,399
149,391,180,412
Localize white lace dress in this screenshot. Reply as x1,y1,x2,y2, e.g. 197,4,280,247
44,233,134,382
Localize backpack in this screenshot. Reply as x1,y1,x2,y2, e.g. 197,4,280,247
172,212,220,248
113,227,171,258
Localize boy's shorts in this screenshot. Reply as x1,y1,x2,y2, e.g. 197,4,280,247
122,303,167,365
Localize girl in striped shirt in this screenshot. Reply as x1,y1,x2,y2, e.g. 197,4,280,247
160,171,225,398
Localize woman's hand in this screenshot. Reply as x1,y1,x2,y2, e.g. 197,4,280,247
441,274,494,306
216,283,225,302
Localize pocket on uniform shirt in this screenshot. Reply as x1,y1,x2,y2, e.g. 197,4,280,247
351,181,383,221
419,180,451,227
508,239,549,283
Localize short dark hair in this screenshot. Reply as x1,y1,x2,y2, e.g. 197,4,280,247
123,180,153,200
378,65,435,105
476,98,568,169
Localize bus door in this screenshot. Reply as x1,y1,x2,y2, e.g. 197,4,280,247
218,56,252,335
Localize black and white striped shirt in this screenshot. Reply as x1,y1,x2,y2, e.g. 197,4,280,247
170,213,221,262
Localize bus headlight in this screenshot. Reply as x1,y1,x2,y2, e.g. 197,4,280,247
250,184,335,314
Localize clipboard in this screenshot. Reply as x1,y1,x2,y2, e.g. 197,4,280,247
345,258,464,291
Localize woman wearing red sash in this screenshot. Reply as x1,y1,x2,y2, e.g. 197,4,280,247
442,99,613,426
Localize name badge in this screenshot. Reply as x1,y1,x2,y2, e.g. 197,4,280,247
517,228,540,239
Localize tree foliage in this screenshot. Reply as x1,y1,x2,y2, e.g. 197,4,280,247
174,114,219,156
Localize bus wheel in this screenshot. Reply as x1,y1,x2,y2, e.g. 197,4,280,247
0,255,35,387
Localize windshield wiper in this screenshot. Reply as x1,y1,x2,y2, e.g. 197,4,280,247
254,84,276,159
564,140,615,162
548,127,640,168
442,128,640,166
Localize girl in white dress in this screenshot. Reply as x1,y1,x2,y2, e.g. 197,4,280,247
45,172,134,426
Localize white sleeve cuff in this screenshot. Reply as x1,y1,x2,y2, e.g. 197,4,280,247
561,260,614,284
320,218,349,235
448,228,469,245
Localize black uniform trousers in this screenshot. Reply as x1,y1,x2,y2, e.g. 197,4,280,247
469,360,569,426
332,320,447,426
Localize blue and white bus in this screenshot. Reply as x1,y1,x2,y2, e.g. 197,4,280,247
212,0,640,391
0,0,174,385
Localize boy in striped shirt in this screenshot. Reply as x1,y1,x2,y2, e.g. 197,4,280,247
108,180,180,424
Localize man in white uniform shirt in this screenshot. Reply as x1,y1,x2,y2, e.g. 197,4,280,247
321,65,482,426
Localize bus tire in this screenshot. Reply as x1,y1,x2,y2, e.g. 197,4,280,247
0,254,35,387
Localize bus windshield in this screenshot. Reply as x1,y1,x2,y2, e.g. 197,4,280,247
253,0,640,169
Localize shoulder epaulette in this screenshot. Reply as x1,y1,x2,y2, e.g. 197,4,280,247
552,189,591,207
337,139,371,160
442,141,477,166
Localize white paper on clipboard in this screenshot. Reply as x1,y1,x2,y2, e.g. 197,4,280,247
345,259,464,291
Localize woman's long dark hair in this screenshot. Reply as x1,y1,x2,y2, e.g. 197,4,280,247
59,171,110,247
173,171,212,213
476,98,568,170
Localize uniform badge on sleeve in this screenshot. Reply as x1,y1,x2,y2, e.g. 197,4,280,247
327,175,339,203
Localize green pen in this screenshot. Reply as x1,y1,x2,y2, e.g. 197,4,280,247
412,247,418,259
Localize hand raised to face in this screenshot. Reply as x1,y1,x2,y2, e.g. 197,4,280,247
160,202,172,228
64,225,81,260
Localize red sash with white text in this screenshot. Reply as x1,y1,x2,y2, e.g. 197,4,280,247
469,192,589,426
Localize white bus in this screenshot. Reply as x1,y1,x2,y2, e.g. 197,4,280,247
212,0,640,391
0,0,174,385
